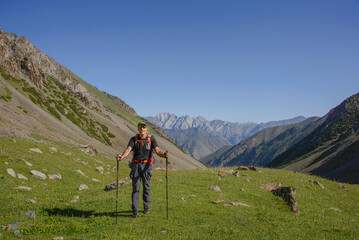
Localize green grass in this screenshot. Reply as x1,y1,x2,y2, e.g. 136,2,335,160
1,136,358,239
0,79,12,102
0,67,118,146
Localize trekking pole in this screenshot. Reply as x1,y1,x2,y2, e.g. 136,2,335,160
165,151,169,219
116,156,120,224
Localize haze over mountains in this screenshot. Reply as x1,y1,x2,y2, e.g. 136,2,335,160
147,113,306,159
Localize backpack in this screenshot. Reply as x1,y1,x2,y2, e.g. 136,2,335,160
133,133,156,164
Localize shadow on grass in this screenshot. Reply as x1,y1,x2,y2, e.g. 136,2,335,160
44,208,133,218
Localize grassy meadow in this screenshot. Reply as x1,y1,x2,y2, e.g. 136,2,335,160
0,136,358,239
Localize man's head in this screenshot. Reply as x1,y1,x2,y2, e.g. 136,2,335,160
137,122,147,135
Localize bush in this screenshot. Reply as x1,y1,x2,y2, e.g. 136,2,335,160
107,132,116,138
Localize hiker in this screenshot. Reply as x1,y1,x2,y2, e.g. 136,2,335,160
116,122,169,218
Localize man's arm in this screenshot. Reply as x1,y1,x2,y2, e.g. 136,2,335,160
116,146,132,161
154,147,169,158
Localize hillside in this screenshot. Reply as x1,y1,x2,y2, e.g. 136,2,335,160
1,136,358,239
0,29,205,170
201,117,322,167
268,93,359,184
164,128,229,159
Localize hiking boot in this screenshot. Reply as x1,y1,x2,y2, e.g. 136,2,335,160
132,210,138,218
144,206,149,215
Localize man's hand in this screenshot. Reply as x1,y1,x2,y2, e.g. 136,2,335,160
116,154,122,161
164,151,169,158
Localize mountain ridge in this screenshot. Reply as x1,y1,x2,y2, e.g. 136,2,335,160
0,29,205,170
147,112,306,145
200,92,359,184
268,92,359,183
147,112,306,159
201,116,322,167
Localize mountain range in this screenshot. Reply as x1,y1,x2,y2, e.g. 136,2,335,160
201,117,323,167
202,93,359,184
147,112,306,159
1,28,358,184
0,28,205,170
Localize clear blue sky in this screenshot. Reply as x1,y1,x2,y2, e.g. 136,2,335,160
1,0,359,123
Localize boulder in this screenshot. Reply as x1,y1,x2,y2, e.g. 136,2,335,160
76,169,87,178
218,173,225,178
208,185,221,192
70,196,79,203
23,160,33,166
30,170,47,179
237,166,249,170
49,147,58,152
248,166,262,173
17,173,28,180
15,186,32,191
48,174,62,180
25,210,35,219
261,183,282,191
79,145,98,156
105,179,130,191
225,202,251,207
237,166,261,173
7,168,17,178
330,207,342,212
29,148,42,153
1,222,23,230
77,184,89,191
224,169,235,174
310,180,325,189
233,171,240,177
265,183,299,215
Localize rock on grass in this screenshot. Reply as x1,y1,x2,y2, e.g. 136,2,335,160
7,168,16,178
77,184,89,191
15,186,32,191
208,185,221,192
29,148,42,153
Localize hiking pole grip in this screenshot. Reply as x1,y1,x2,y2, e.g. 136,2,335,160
116,157,120,224
165,151,168,219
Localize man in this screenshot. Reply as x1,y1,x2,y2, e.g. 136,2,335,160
116,122,169,218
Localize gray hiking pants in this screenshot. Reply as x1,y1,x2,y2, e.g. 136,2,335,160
129,162,152,211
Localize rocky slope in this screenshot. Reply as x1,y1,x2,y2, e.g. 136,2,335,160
201,93,359,183
201,117,322,167
0,28,205,170
268,92,359,183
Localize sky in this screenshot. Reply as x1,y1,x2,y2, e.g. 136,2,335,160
1,0,359,123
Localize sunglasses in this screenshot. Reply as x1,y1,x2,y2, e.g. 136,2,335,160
138,125,147,129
